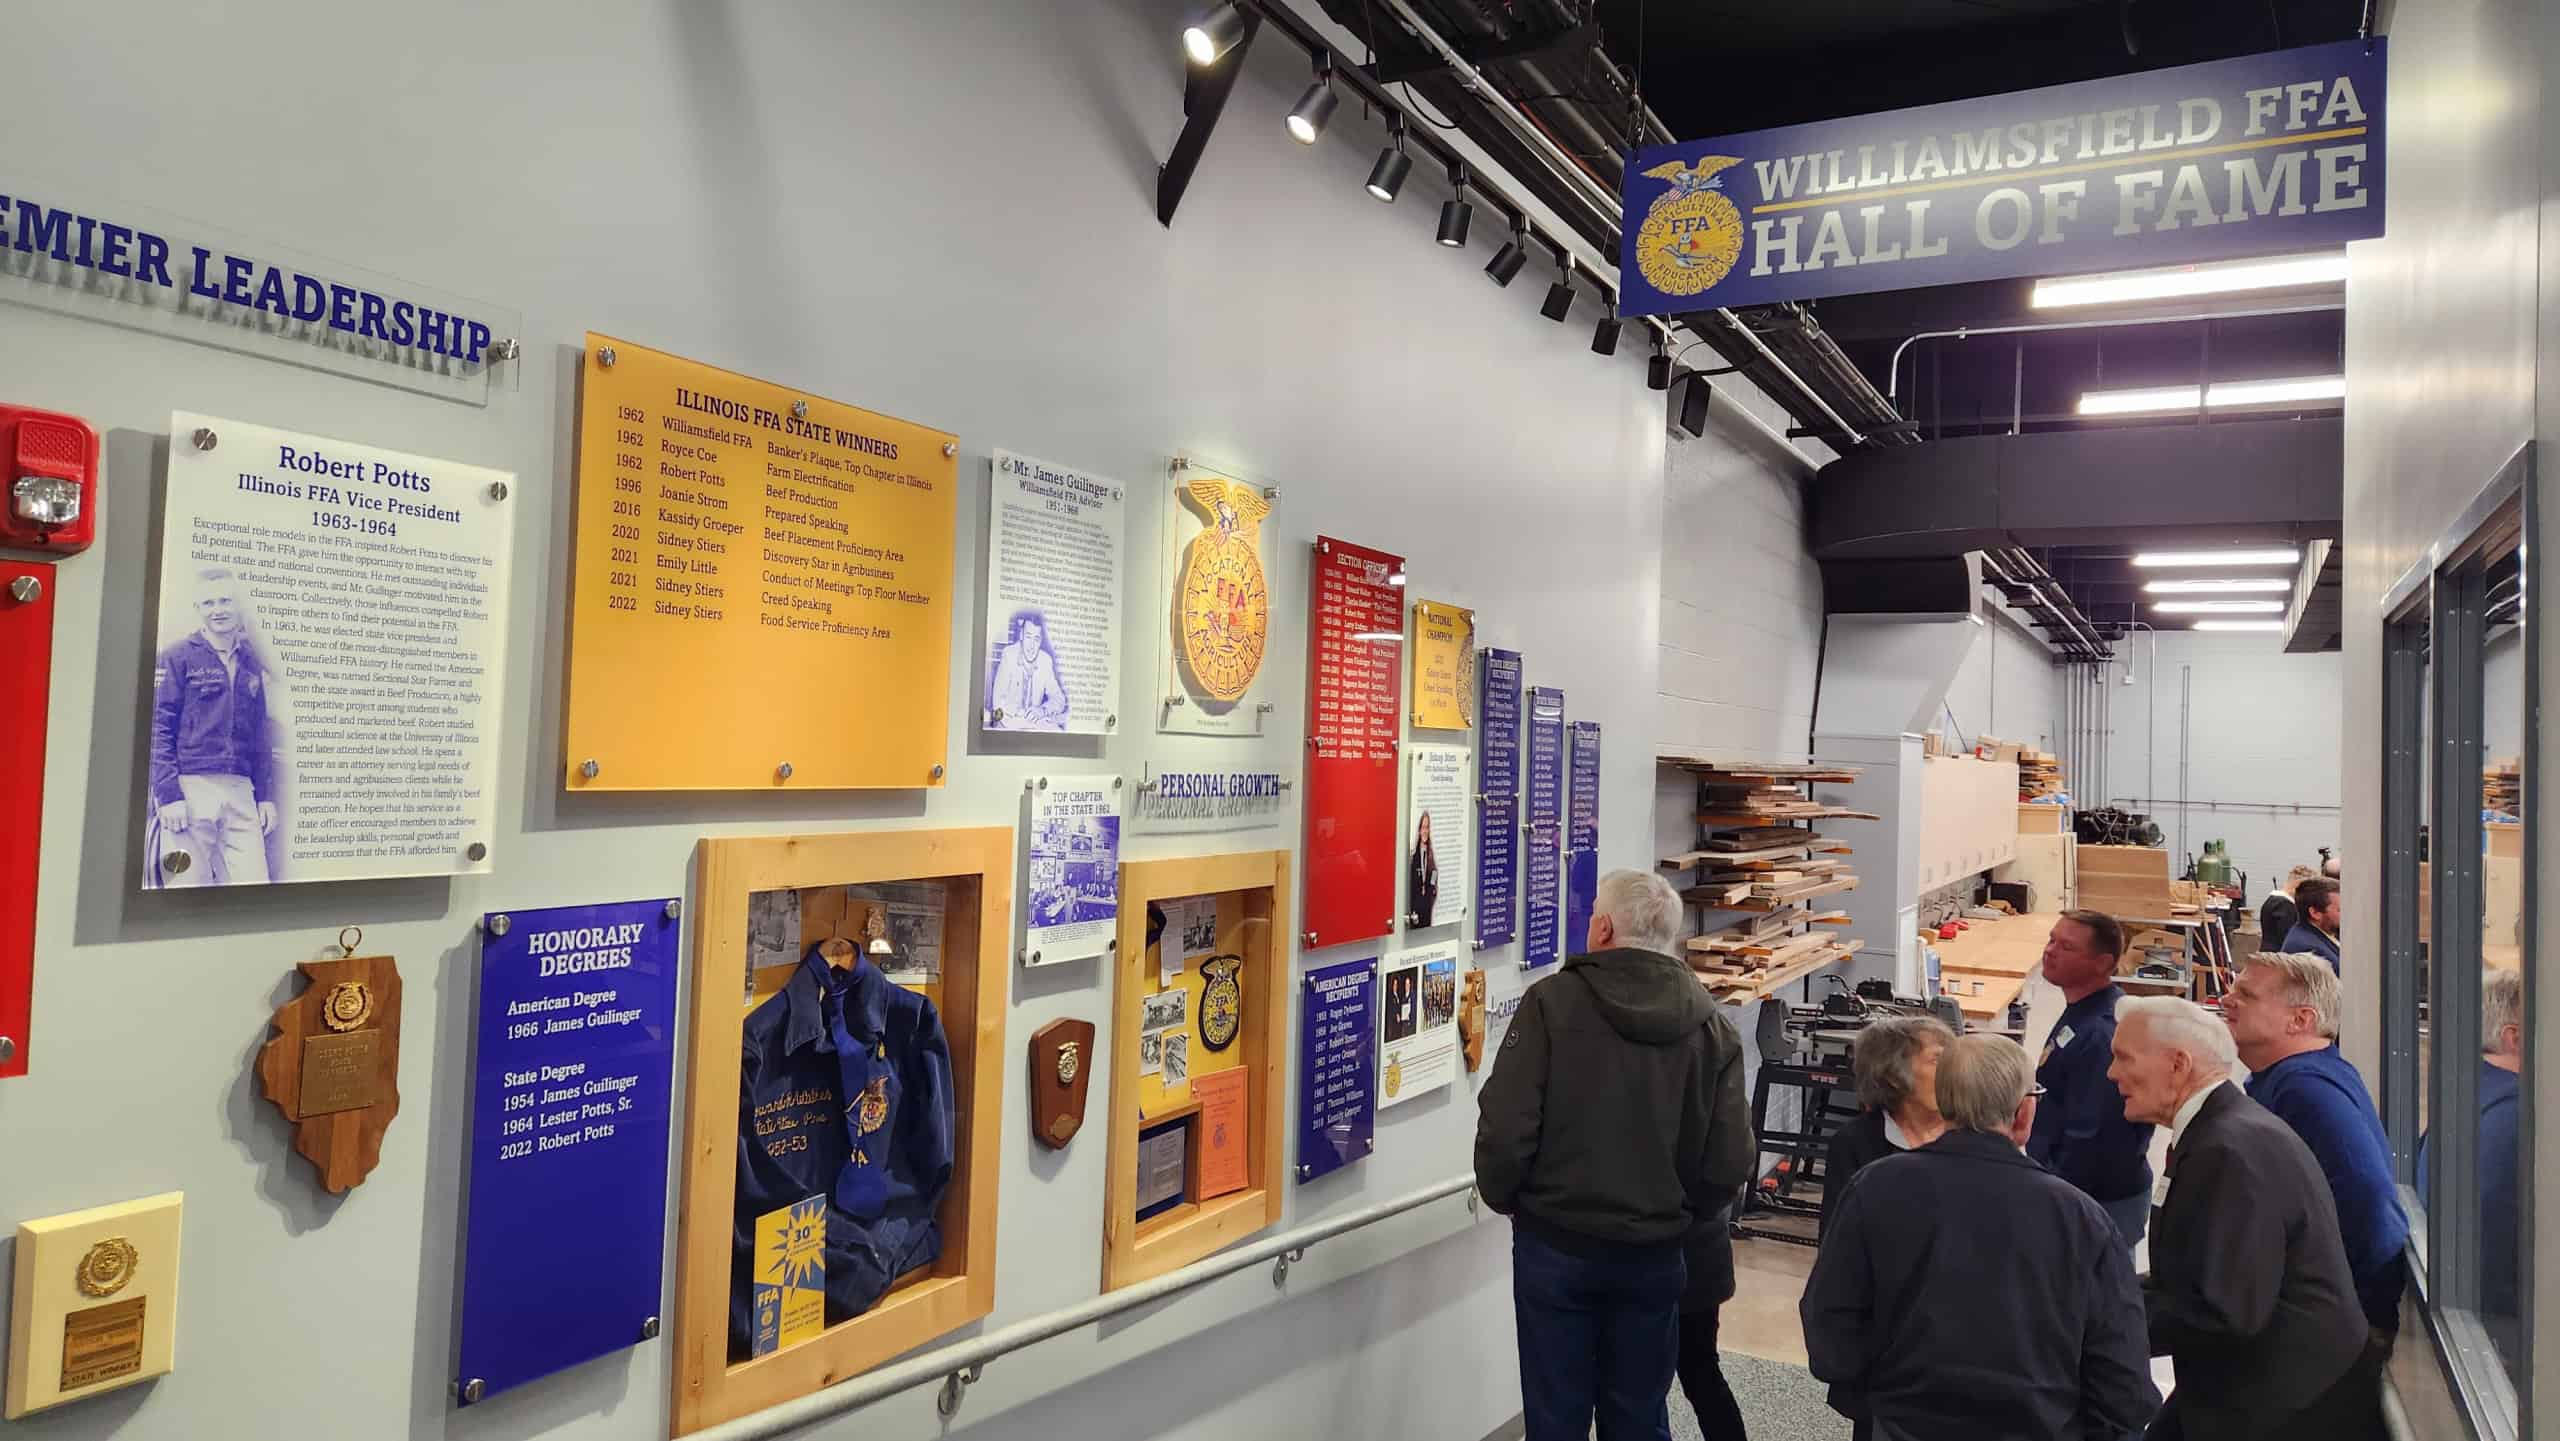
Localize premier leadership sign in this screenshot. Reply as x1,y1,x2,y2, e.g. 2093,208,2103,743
1618,39,2386,316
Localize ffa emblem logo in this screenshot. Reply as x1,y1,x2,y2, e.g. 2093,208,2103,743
1635,155,1747,299
1384,1057,1404,1098
243,672,263,697
1199,954,1244,1052
75,1237,138,1298
855,1076,889,1135
1056,1039,1081,1086
321,980,374,1032
1176,476,1272,704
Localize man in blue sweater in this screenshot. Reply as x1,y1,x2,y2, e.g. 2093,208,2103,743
2225,951,2408,1341
2418,968,2524,1374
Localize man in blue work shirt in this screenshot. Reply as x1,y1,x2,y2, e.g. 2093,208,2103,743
2282,877,2343,973
2225,952,2408,1343
2026,910,2156,1248
2419,968,2524,1374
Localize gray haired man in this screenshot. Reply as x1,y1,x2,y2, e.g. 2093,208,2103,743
1475,868,1752,1441
1804,1036,2157,1440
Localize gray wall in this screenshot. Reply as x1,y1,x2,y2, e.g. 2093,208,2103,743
0,3,1767,1438
2344,0,2552,1429
2103,631,2343,896
1945,601,2060,755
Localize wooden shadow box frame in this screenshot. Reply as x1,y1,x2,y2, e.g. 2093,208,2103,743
1102,850,1292,1292
672,827,1010,1437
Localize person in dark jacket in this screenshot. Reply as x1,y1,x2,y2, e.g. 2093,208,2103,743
1477,868,1753,1441
2417,968,2524,1374
1820,1016,1955,1234
1675,1188,1747,1440
2223,952,2407,1340
2281,877,2343,972
2108,997,2379,1441
1408,809,1440,927
2026,910,2157,1248
1803,1034,2158,1441
150,566,280,885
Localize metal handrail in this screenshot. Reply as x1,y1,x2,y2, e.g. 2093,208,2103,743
693,1174,1482,1441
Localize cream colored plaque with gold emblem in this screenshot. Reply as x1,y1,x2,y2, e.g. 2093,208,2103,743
5,1192,183,1418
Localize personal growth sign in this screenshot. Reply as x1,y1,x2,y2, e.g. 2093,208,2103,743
1618,39,2386,315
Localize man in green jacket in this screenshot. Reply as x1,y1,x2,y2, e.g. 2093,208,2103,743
1475,868,1754,1441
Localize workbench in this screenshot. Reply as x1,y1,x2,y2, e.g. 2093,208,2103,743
1927,910,2056,1020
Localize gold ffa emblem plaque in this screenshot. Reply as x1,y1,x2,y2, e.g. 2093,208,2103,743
1199,954,1244,1053
321,980,374,1032
1635,155,1747,299
74,1238,137,1298
854,1076,890,1135
1056,1040,1081,1086
1029,1018,1095,1150
1175,476,1271,704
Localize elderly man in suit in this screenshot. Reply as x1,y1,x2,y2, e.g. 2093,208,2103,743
2107,997,2380,1441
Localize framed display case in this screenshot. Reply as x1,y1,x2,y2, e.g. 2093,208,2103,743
670,828,1010,1437
1102,850,1291,1291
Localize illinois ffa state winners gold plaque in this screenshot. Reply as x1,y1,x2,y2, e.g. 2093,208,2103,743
1175,476,1270,705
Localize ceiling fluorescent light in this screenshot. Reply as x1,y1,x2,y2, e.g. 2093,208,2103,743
2151,599,2287,614
2191,620,2287,632
2077,374,2345,416
2144,578,2292,594
2031,251,2350,308
2132,548,2302,568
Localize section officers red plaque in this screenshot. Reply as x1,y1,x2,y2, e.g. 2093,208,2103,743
1301,538,1405,948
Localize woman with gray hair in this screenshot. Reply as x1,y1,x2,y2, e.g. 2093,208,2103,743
1819,1016,1957,1230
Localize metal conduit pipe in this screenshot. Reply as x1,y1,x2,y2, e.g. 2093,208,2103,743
1366,0,1874,448
1883,302,2348,403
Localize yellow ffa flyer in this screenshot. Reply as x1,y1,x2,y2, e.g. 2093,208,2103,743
751,1195,825,1355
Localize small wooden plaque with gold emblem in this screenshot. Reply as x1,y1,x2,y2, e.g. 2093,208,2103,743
5,1192,182,1419
1460,969,1488,1072
1029,1018,1095,1149
255,929,401,1193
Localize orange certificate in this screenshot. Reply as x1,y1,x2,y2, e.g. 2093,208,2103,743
1193,1068,1249,1200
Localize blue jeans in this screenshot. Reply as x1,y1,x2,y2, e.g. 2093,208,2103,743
1512,1223,1685,1441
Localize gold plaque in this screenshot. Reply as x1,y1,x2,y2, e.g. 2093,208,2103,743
59,1298,144,1391
299,1031,383,1117
73,1239,135,1299
1176,477,1272,703
321,979,374,1032
1199,955,1244,1053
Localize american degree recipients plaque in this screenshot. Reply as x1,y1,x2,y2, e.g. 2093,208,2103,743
1296,957,1377,1183
456,899,680,1402
564,334,958,790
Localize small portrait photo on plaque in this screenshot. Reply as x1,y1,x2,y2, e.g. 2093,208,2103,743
1422,957,1457,1030
1383,966,1420,1043
1161,1032,1190,1091
985,609,1070,731
144,564,287,887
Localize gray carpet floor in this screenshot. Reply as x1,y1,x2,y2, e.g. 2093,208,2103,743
1669,1350,1851,1441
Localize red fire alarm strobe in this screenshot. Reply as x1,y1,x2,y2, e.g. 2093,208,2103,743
0,404,99,553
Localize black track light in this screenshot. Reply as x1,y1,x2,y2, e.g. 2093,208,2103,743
1485,223,1530,286
1540,246,1574,322
1287,56,1338,144
1182,4,1250,66
1679,375,1714,436
1647,337,1673,391
1436,164,1473,247
1592,314,1622,356
1365,117,1411,202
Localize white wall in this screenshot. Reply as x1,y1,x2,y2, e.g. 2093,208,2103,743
0,4,1746,1439
1944,600,2060,755
2101,631,2343,897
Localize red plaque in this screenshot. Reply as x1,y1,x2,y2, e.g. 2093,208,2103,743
1302,537,1405,948
0,559,54,1079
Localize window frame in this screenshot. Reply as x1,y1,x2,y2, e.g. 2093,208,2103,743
2381,442,2535,1441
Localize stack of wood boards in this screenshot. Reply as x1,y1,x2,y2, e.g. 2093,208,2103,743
2076,844,2178,919
1657,756,1870,1000
1686,904,1865,1003
2019,750,2064,799
2485,758,2521,816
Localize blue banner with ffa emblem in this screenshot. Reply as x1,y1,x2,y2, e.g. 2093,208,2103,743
1619,39,2386,315
458,898,681,1402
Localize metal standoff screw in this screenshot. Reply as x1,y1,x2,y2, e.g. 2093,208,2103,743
458,1378,486,1405
791,400,809,420
930,764,946,780
1384,917,1397,931
1113,776,1124,790
1257,702,1275,714
7,576,40,604
580,758,600,780
1297,1163,1313,1180
487,481,509,502
0,1036,15,1065
465,841,488,862
640,1316,661,1341
491,337,523,362
487,914,512,937
1023,778,1036,793
941,441,958,458
1106,713,1118,728
1467,1187,1481,1218
1302,930,1318,946
1168,694,1186,708
777,762,794,780
162,851,192,875
1037,776,1049,791
596,347,617,367
191,427,217,451
1030,950,1043,965
1264,485,1281,500
664,899,682,921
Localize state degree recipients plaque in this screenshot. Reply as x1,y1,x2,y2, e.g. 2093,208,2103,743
564,334,959,791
